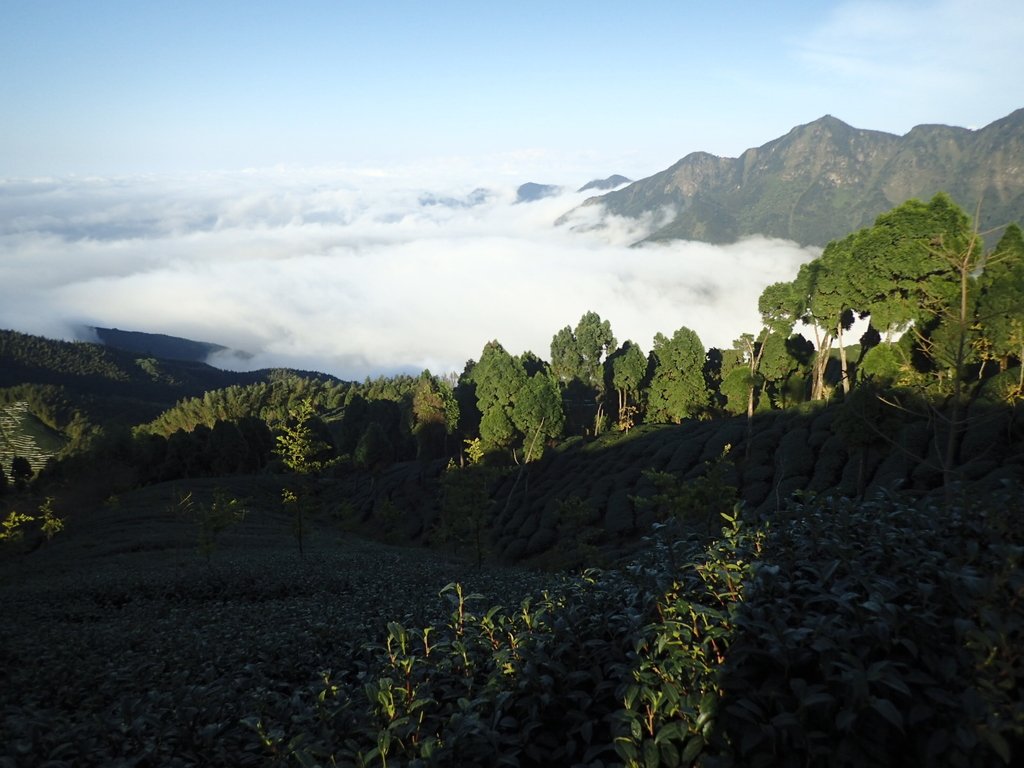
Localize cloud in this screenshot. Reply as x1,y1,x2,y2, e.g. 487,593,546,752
795,0,1024,121
0,170,819,380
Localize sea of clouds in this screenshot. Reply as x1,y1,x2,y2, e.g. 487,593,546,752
0,168,821,380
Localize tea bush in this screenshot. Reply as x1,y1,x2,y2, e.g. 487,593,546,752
2,488,1021,766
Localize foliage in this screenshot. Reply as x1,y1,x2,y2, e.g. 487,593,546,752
510,372,565,461
175,488,246,562
10,455,33,491
607,340,649,430
717,491,1024,767
275,398,333,476
647,327,711,423
614,509,764,767
355,421,395,470
2,486,1023,766
634,446,740,570
435,464,495,566
470,340,528,453
0,510,35,542
37,496,65,541
551,311,617,390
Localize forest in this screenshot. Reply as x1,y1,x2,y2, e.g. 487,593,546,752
1,192,1023,767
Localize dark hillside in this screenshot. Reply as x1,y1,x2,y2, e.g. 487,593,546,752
92,326,233,363
0,329,347,476
3,466,1020,766
336,396,1024,565
0,329,264,410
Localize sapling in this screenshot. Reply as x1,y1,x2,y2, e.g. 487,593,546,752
38,496,64,540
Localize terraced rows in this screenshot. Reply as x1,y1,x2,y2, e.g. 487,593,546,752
0,401,59,474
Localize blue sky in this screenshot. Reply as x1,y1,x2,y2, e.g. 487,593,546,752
1,0,1022,378
4,0,1022,179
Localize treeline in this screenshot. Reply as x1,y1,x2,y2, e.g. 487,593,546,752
0,330,135,384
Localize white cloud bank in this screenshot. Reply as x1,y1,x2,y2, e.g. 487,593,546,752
0,169,820,380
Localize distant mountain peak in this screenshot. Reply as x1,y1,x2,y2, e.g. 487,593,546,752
578,175,632,193
565,108,1024,248
515,182,562,203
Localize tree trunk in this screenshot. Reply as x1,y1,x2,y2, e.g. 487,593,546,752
812,330,833,401
838,321,850,395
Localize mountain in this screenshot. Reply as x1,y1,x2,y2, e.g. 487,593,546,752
418,187,491,208
577,175,632,193
0,328,320,429
568,109,1024,247
515,182,562,203
91,327,233,363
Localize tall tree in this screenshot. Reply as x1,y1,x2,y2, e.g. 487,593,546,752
511,372,565,461
10,456,32,492
646,327,710,423
471,341,527,453
551,311,617,433
574,311,617,390
411,371,458,461
977,223,1024,382
807,234,863,395
850,193,973,335
606,340,648,430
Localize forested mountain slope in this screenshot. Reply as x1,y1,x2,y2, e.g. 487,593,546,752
0,329,338,465
569,108,1024,247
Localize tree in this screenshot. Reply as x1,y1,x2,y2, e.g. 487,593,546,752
606,340,648,430
843,195,1001,502
746,281,808,411
760,334,814,408
790,256,856,401
208,419,249,475
720,365,754,416
355,421,394,469
0,465,7,496
276,398,333,475
799,235,862,397
977,223,1024,382
511,373,565,461
275,398,333,555
551,312,617,433
10,456,32,492
454,360,482,451
850,193,973,335
436,464,494,567
412,371,458,461
470,341,527,454
573,311,617,390
646,327,710,423
550,325,581,384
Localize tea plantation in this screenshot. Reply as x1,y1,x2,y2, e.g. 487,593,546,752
2,477,1021,766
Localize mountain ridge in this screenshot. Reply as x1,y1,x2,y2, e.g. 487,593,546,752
568,109,1024,247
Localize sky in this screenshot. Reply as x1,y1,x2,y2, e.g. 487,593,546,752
1,0,1022,379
